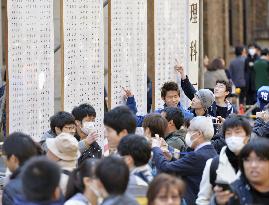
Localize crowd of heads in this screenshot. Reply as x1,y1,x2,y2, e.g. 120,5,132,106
1,42,269,205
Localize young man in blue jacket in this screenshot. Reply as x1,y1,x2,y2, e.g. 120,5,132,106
125,81,193,127
151,116,217,205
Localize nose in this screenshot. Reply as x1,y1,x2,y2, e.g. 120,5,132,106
250,160,258,167
167,197,173,205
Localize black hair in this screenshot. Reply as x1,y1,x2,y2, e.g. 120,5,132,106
239,138,269,177
222,115,251,137
235,46,245,56
65,159,99,200
142,113,168,138
3,132,38,166
118,134,151,167
162,107,184,130
261,48,269,56
22,156,61,202
216,80,232,93
104,106,136,134
71,103,96,121
50,111,75,134
96,156,129,195
161,82,180,98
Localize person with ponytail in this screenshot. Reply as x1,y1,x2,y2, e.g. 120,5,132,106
64,159,99,205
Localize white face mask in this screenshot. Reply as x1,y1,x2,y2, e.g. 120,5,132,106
185,132,197,148
81,121,95,135
225,136,245,154
248,48,256,56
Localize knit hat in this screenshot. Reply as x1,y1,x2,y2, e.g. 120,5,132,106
46,133,80,161
257,86,269,110
195,89,215,110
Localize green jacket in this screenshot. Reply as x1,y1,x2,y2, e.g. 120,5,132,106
254,59,269,90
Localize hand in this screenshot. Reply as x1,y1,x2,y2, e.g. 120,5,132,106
160,138,169,150
216,116,225,124
152,134,161,148
214,186,234,205
85,131,98,146
174,59,186,80
123,87,134,100
204,55,209,68
256,111,266,119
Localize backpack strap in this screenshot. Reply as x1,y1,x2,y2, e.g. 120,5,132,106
209,156,219,187
62,169,71,176
134,171,150,184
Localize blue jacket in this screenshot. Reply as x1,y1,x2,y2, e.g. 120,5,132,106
126,96,193,127
2,168,23,205
152,144,217,205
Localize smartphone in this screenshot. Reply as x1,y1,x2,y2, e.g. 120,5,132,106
215,182,232,192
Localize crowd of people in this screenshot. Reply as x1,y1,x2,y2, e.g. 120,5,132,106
1,45,269,205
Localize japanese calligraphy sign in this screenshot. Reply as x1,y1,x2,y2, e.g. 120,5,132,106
154,0,200,109
7,0,54,141
62,0,105,147
109,0,147,115
188,0,199,89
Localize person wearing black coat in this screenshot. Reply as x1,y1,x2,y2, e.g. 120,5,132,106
244,45,259,105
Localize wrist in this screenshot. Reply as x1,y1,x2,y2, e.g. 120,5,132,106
84,139,91,147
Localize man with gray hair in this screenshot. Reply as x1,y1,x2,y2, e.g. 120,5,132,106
151,116,217,205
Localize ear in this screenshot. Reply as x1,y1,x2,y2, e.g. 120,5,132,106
119,129,128,138
225,90,230,97
168,120,174,126
83,177,91,187
55,127,62,135
124,155,134,169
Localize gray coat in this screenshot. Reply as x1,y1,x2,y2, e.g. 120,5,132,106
229,56,246,87
165,129,187,152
